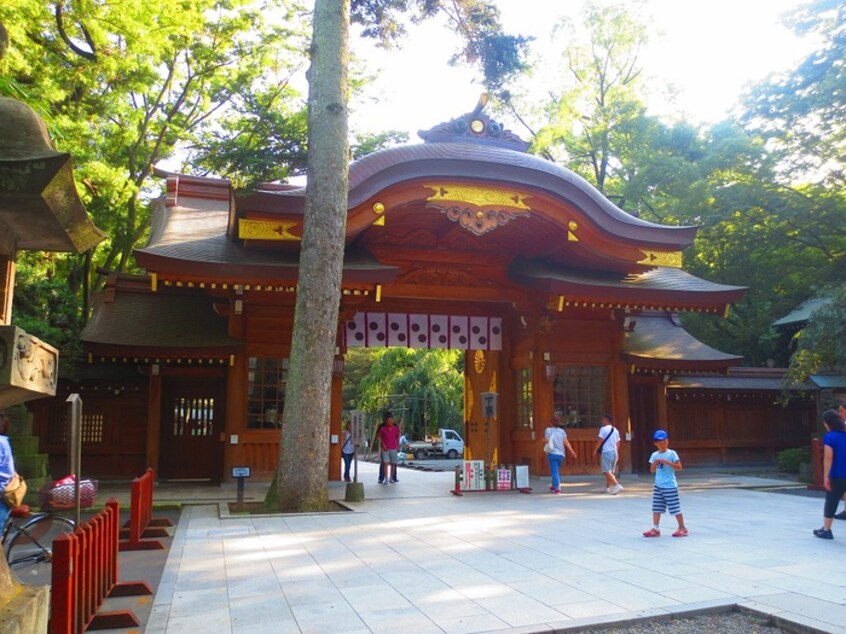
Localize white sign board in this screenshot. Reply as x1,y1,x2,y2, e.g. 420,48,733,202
515,465,530,489
497,468,511,490
462,460,486,491
480,392,497,418
350,410,365,446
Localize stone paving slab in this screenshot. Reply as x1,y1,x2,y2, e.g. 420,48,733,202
130,463,846,633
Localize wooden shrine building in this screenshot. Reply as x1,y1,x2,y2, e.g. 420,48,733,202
32,106,811,483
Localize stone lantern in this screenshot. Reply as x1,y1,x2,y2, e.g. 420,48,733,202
0,25,106,629
0,96,106,406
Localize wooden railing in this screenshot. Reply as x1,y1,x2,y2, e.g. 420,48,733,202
51,498,153,634
119,468,173,551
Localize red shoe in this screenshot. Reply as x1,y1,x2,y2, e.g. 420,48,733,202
672,528,689,537
642,528,661,537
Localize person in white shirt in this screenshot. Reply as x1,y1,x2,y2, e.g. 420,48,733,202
595,413,622,495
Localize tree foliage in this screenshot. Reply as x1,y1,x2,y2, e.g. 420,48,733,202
533,1,650,192
350,0,531,92
785,285,846,384
352,348,464,438
524,1,845,366
1,0,310,310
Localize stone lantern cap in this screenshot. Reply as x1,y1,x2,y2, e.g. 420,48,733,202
0,97,106,254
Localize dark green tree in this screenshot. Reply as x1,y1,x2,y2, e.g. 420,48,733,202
784,284,846,383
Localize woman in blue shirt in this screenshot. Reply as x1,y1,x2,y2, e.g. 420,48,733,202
813,409,846,539
0,410,16,530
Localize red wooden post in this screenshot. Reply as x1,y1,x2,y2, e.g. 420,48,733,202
120,468,169,551
50,533,76,634
107,498,120,587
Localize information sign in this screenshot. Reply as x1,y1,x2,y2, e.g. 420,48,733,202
496,468,512,490
462,460,486,491
515,465,530,489
231,466,251,478
480,392,497,418
349,410,365,446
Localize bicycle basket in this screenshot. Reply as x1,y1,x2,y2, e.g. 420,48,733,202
39,478,98,511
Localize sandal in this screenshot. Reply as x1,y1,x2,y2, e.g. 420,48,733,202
672,528,689,537
642,528,660,537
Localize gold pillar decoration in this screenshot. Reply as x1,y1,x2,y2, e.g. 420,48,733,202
567,220,579,242
372,202,385,226
474,350,486,374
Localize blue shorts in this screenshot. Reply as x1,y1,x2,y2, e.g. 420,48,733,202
381,449,398,464
600,451,617,473
652,486,682,515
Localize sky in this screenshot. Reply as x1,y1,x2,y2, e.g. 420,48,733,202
349,0,819,141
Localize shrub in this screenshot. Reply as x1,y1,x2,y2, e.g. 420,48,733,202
777,448,807,473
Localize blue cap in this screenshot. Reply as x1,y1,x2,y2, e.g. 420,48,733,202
652,429,668,441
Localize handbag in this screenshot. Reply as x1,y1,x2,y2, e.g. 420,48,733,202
543,429,556,453
2,472,27,508
596,427,617,455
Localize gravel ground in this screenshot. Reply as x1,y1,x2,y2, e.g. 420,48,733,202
578,611,788,633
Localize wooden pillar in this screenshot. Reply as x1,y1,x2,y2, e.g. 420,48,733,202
224,354,247,481
464,349,501,464
328,365,343,481
146,372,162,476
0,254,14,326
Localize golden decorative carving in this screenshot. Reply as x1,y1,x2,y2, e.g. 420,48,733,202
470,119,485,133
474,350,486,374
238,219,300,241
637,250,683,268
537,315,555,334
396,267,493,288
369,230,438,249
425,184,530,210
489,372,497,393
372,202,385,214
466,380,474,420
442,206,530,237
568,220,579,231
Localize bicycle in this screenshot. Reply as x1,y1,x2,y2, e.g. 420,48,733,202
1,477,97,586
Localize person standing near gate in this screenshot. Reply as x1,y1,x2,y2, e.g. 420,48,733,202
341,420,355,483
543,415,576,494
813,409,846,539
0,410,16,529
377,411,401,484
595,414,622,495
834,401,846,521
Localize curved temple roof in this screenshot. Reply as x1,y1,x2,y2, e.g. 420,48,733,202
139,105,745,315
622,311,742,371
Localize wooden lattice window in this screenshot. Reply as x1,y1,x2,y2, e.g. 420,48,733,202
170,397,215,437
516,366,533,428
552,365,609,428
247,357,288,429
81,414,104,443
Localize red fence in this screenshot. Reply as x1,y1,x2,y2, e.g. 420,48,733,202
119,468,173,551
51,498,152,634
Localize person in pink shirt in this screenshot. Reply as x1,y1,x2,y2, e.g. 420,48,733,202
377,411,401,484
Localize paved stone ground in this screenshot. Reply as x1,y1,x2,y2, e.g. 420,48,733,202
119,465,846,634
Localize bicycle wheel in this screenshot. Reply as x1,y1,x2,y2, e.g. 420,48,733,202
5,514,75,585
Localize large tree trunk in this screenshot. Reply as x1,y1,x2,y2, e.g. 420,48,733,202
273,0,349,511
